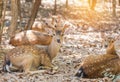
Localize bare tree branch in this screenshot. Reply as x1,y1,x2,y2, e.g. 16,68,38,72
25,0,41,30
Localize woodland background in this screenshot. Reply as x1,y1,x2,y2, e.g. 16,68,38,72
0,0,120,82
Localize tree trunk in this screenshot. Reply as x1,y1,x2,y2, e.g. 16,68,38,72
112,0,116,17
25,0,41,30
88,0,97,10
8,0,18,37
26,0,33,2
17,0,21,23
118,0,120,6
54,0,57,15
17,0,21,17
0,0,3,43
66,0,68,8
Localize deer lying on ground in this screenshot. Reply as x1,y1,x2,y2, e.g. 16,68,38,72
9,20,52,46
9,30,52,46
9,15,69,46
3,16,68,73
75,40,120,80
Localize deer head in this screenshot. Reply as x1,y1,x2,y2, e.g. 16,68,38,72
106,39,116,55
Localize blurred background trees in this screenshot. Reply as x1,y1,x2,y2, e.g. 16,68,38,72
112,0,116,16
8,0,18,37
25,0,41,30
0,0,120,43
88,0,97,10
118,0,120,6
0,0,3,43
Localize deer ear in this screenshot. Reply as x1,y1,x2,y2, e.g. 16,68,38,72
106,40,117,55
57,15,62,20
57,15,62,18
48,13,54,24
62,23,70,33
51,18,54,25
114,39,120,57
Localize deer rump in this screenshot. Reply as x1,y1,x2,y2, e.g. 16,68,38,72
75,54,119,78
9,30,52,46
75,40,120,79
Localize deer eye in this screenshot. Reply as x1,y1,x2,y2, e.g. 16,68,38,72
55,25,57,28
61,33,64,36
53,33,55,36
55,19,58,23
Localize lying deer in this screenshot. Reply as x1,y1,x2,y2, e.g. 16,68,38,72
9,15,69,46
75,40,120,80
9,30,52,46
3,16,68,73
9,20,53,46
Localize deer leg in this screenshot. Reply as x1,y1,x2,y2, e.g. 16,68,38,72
44,62,59,71
22,59,33,73
25,65,46,75
9,66,20,72
44,62,54,69
28,70,46,75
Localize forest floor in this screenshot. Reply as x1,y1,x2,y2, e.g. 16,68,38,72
0,1,120,82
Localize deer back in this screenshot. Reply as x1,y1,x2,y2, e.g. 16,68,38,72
9,30,52,46
3,45,52,72
75,39,120,78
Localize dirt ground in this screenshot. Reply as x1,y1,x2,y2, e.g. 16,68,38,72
0,1,120,82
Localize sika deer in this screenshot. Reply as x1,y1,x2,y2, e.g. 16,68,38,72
9,30,52,46
3,16,68,73
9,20,53,46
75,40,120,80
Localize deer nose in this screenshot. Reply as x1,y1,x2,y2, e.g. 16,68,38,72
105,44,108,48
57,39,61,43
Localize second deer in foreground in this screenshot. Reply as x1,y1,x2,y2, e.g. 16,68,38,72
75,39,120,81
3,16,68,73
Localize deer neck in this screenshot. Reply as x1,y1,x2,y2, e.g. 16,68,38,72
47,37,61,60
